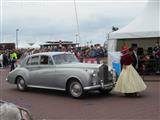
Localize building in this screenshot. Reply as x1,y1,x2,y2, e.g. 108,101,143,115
0,43,15,50
40,40,79,49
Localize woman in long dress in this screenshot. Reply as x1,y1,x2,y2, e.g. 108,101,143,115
114,47,147,96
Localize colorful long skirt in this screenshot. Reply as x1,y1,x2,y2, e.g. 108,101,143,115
114,65,147,93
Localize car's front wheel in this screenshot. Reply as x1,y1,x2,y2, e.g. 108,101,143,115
16,77,27,91
68,80,84,98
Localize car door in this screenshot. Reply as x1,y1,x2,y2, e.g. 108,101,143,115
25,55,41,86
37,55,57,87
52,54,69,89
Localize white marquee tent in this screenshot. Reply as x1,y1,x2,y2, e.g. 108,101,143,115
108,0,160,51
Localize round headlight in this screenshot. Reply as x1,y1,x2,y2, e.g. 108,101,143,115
92,73,96,77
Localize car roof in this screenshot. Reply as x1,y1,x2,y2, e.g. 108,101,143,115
30,52,72,57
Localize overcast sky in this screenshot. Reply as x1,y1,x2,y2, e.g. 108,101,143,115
0,0,150,48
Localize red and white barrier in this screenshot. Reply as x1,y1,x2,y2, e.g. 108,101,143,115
83,57,107,64
83,58,97,64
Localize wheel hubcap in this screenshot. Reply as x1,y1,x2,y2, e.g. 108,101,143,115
18,78,25,90
70,82,82,97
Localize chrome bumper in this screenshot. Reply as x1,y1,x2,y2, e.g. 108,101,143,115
84,82,115,91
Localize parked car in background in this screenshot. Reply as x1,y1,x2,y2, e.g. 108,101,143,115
6,52,117,98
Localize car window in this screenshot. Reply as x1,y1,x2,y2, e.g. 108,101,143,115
40,55,53,65
52,55,64,64
48,57,53,65
52,54,78,64
26,57,32,65
30,56,39,65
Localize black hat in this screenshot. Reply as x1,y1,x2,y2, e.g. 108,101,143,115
131,44,137,48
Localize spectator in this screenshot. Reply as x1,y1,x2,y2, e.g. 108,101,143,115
10,50,18,71
89,45,96,58
131,45,139,70
0,52,3,68
3,52,9,68
153,43,160,74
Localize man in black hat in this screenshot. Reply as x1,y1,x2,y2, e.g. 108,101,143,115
153,43,160,74
131,44,139,70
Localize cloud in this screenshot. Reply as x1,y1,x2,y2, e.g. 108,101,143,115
1,0,148,47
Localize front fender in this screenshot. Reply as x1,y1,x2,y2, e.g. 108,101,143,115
15,68,30,84
65,69,92,87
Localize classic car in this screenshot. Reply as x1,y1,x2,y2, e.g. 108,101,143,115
6,52,117,98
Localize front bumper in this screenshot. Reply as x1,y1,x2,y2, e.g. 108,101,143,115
84,82,115,91
5,75,15,84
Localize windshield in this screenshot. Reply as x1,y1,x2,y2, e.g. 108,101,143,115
52,53,79,64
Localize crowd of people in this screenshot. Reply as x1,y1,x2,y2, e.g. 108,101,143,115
22,44,108,59
136,43,160,74
0,44,108,70
153,43,160,73
0,49,23,70
0,42,159,73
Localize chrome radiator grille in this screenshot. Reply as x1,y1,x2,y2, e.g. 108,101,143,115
98,64,113,84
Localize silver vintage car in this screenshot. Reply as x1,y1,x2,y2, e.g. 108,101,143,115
6,52,117,98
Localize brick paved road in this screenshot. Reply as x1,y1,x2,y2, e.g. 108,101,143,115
0,68,160,120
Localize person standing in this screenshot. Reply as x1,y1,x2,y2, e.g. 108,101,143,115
3,52,9,68
10,50,17,71
0,52,3,68
114,47,147,96
153,43,160,74
131,45,139,70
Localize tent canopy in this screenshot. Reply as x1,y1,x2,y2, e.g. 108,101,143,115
109,0,160,39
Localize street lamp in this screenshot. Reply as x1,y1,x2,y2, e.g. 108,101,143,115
75,33,78,43
75,33,80,47
16,29,19,49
